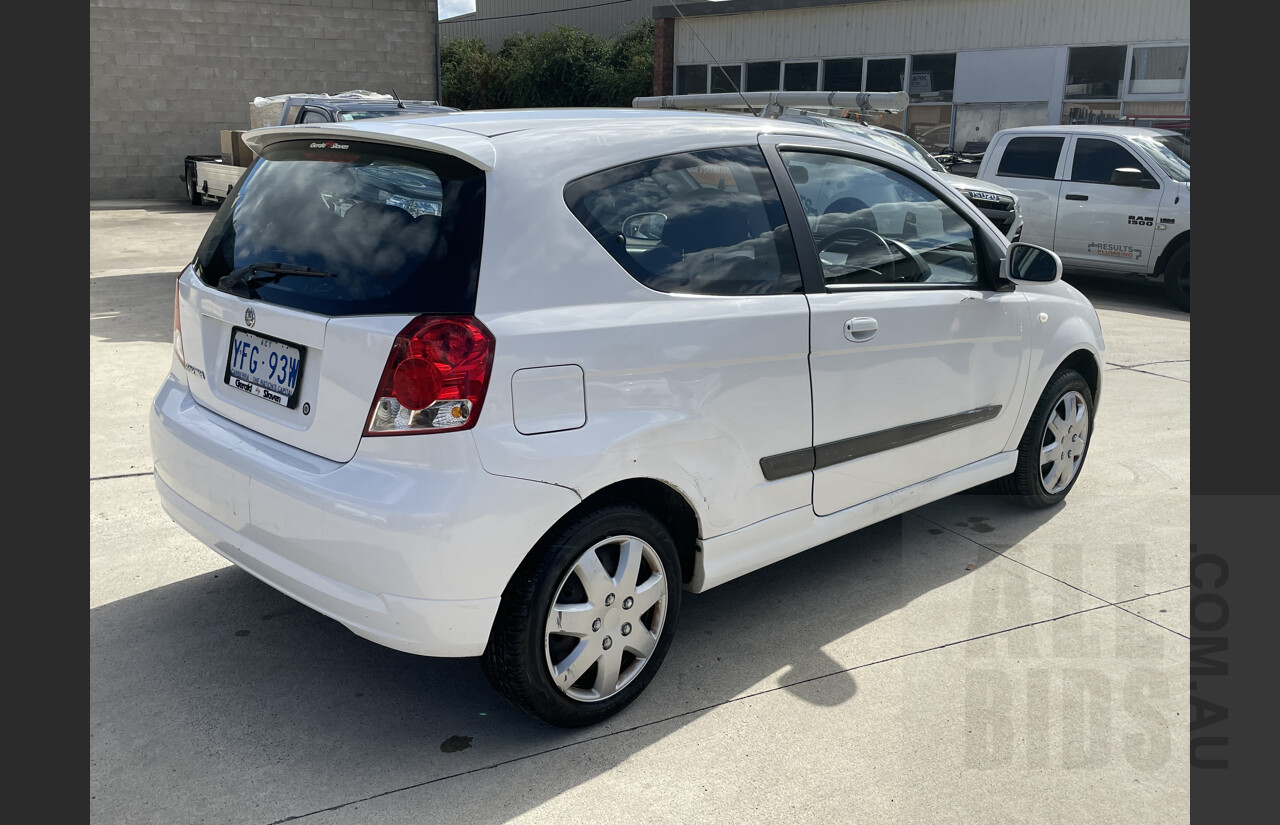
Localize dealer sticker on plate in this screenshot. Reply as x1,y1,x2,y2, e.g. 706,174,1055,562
225,327,304,408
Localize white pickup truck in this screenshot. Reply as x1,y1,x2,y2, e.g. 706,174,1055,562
974,124,1190,311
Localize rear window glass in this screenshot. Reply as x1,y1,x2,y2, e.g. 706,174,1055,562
996,136,1065,180
192,139,485,316
564,146,802,296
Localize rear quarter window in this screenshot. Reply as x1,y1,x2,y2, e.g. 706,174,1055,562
563,146,802,296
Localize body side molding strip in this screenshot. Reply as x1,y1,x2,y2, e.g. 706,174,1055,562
759,405,1003,481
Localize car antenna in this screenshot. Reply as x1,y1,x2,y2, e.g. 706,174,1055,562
391,88,405,109
672,4,758,117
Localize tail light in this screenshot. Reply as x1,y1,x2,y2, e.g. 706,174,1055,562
172,278,187,368
365,315,495,436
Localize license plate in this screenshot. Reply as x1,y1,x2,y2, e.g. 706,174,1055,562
225,327,304,408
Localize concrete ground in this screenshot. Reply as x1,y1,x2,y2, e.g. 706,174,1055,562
90,200,1190,825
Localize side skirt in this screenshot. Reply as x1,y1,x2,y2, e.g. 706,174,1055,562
688,451,1018,593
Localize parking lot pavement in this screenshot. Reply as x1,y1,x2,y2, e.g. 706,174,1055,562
90,201,1189,824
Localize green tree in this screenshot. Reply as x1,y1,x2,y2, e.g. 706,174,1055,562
441,21,654,110
440,36,505,109
600,20,656,105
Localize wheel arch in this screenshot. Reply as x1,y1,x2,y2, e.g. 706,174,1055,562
1155,230,1190,277
502,477,703,600
1057,347,1102,411
1004,335,1104,457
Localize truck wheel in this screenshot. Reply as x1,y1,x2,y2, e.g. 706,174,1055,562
185,169,203,206
1164,244,1189,312
996,369,1094,509
481,502,681,727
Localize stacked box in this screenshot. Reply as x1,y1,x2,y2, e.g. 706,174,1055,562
250,100,288,130
220,130,255,167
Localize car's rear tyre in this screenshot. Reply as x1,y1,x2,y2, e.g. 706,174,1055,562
482,503,681,728
185,167,203,206
996,369,1094,509
1164,243,1189,312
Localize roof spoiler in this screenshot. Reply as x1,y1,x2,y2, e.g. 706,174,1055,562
632,90,908,117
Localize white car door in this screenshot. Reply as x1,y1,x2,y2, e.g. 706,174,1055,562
763,138,1030,516
980,134,1067,250
1053,135,1163,271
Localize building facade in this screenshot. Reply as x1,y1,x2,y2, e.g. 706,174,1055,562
652,0,1191,151
90,0,443,200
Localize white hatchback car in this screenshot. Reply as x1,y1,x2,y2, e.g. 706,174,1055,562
151,108,1105,727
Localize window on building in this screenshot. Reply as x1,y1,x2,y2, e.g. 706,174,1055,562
1121,101,1190,135
909,54,955,103
1062,101,1123,126
866,58,906,92
677,64,708,95
1128,46,1189,95
783,62,819,92
871,112,905,132
823,58,863,91
746,61,781,92
996,136,1065,180
711,64,744,93
905,105,953,153
1065,46,1127,99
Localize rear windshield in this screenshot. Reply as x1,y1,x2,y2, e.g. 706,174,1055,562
192,139,485,316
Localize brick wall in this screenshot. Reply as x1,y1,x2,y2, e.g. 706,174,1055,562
89,0,440,200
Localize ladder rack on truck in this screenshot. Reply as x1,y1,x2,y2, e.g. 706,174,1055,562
631,90,908,118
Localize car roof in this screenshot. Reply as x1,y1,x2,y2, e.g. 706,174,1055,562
996,124,1177,138
244,107,869,174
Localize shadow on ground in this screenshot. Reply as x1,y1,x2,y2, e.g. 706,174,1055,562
1063,270,1189,322
90,499,1063,824
90,271,181,346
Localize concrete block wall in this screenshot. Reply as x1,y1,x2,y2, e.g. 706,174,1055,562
90,0,440,200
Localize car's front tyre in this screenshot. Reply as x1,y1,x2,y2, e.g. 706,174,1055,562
482,503,682,727
997,369,1094,509
1164,243,1190,312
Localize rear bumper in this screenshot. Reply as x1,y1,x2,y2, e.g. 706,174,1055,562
150,375,581,657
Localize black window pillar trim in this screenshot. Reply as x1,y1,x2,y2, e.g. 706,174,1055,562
759,138,828,295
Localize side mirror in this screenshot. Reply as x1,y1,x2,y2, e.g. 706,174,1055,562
1002,242,1062,285
621,212,666,240
1110,167,1156,188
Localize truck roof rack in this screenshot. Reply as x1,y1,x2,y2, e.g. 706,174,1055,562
631,90,907,119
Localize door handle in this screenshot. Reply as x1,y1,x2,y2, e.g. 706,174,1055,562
1065,194,1089,201
844,317,878,342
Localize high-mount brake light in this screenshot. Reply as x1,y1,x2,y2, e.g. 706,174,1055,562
365,315,495,435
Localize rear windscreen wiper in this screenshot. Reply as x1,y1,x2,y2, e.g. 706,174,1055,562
217,263,337,298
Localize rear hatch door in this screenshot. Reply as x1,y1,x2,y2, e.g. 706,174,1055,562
177,134,488,463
